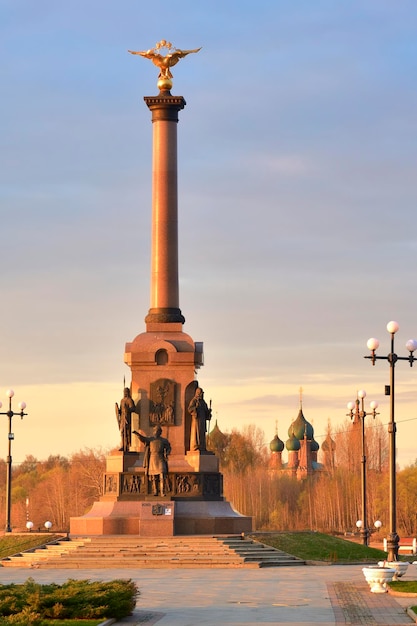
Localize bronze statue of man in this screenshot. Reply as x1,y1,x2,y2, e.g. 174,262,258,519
188,387,212,452
133,426,171,496
115,388,138,452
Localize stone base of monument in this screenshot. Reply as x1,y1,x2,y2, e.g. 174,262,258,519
70,501,175,536
69,499,252,536
174,500,252,535
69,451,253,536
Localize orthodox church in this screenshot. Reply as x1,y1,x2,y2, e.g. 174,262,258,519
269,392,335,480
207,391,336,480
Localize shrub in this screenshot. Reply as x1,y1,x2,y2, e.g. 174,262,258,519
0,578,139,622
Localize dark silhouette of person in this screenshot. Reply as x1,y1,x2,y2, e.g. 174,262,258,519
133,426,171,496
188,387,211,451
115,388,138,452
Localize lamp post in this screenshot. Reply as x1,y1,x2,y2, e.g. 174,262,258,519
347,390,379,546
365,321,417,561
0,390,27,533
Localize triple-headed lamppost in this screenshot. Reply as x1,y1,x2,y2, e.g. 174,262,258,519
347,389,379,547
0,390,27,532
365,321,417,561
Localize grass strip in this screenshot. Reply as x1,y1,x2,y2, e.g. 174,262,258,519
251,531,388,562
0,535,65,560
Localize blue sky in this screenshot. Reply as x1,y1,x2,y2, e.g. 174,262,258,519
1,1,417,467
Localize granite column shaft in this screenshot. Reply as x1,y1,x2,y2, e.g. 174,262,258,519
144,95,186,326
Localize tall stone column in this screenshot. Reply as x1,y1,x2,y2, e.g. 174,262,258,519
144,95,186,327
70,44,253,536
124,91,203,461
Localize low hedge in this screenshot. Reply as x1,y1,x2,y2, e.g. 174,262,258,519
0,577,139,625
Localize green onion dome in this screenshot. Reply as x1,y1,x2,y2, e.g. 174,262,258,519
286,430,301,451
270,434,284,453
310,437,319,452
290,408,314,440
322,434,336,452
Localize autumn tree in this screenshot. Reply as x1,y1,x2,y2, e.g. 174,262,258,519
397,462,417,535
0,449,106,532
1,419,416,537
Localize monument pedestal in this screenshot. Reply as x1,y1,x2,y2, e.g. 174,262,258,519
70,499,252,537
70,451,252,536
174,501,253,535
70,500,175,536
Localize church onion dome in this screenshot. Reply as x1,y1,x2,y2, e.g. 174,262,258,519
270,434,284,453
286,430,301,451
291,408,314,440
322,434,336,452
310,437,319,452
209,420,223,437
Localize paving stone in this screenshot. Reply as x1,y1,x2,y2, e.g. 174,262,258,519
0,563,416,624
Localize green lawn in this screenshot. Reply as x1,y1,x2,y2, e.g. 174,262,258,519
388,580,417,594
251,531,388,562
0,534,65,560
253,532,417,599
388,579,417,608
36,619,103,626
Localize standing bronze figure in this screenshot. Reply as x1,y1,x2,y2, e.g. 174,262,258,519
133,426,171,496
188,387,212,452
115,388,138,452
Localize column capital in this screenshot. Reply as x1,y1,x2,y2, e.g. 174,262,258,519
144,95,186,122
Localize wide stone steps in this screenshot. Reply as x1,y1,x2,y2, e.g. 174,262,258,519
0,536,305,569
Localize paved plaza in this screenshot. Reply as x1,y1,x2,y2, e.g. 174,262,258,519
0,563,416,625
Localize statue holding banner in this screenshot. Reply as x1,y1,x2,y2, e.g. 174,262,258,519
115,387,138,452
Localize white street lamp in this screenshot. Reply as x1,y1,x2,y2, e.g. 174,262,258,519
0,391,28,532
365,321,417,561
347,391,379,546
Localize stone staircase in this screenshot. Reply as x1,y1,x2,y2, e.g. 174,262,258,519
0,535,305,569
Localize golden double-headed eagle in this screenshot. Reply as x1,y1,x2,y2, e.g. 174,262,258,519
128,39,201,85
